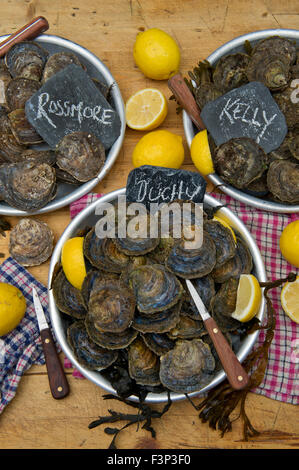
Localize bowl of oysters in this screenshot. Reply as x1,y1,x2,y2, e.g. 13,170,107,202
0,34,125,215
48,188,266,403
183,29,299,213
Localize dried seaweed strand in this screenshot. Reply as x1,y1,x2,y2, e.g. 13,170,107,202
88,391,172,449
186,272,297,441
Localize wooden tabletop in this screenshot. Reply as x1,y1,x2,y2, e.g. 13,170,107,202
0,0,298,450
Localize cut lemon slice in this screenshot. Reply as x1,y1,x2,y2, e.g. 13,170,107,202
125,88,168,131
231,274,262,322
281,276,299,324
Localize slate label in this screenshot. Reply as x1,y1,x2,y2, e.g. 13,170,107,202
25,64,121,149
126,165,207,210
200,81,288,153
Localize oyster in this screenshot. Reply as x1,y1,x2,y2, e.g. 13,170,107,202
142,332,175,356
286,127,299,161
87,277,136,333
128,337,161,386
211,277,241,332
5,41,48,81
132,301,182,334
0,105,12,133
159,339,215,393
81,269,118,308
181,275,215,319
0,132,27,163
9,217,54,266
274,84,299,129
246,36,296,91
52,269,86,319
0,60,11,106
56,131,106,183
8,108,43,145
20,148,57,166
213,137,266,189
85,315,138,350
83,227,131,273
167,314,205,340
5,77,40,110
166,231,216,279
127,264,183,314
67,320,118,371
0,161,57,211
42,51,82,83
212,53,250,93
267,159,299,203
195,82,222,110
203,219,236,268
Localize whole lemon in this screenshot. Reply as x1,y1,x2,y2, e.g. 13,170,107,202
132,129,184,169
279,220,299,268
133,28,180,80
61,237,87,290
0,283,26,336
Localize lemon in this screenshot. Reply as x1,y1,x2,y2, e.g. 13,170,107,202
0,283,26,336
281,276,299,324
126,88,168,131
132,129,184,169
231,274,262,322
190,129,214,176
61,237,86,290
213,215,237,243
279,220,299,268
133,28,180,80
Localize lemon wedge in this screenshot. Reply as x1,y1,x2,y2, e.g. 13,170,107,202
281,276,299,324
126,88,168,131
61,237,86,290
190,129,214,176
231,274,262,322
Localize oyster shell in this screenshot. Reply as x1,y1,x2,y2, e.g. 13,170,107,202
42,51,82,83
52,269,86,319
213,52,250,93
167,314,205,340
87,277,136,333
0,59,11,106
0,161,57,211
181,275,215,320
159,339,215,393
67,320,118,371
8,108,43,145
85,314,138,350
127,264,183,314
0,132,27,163
5,41,48,81
81,269,118,308
213,137,266,189
203,219,236,268
132,301,182,334
128,337,161,386
142,332,175,356
5,77,40,110
56,131,105,183
9,218,54,266
211,277,241,332
166,231,216,279
267,159,299,203
274,84,299,129
195,82,222,110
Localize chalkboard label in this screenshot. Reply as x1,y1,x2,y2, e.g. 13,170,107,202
25,64,121,150
126,165,207,210
200,81,287,153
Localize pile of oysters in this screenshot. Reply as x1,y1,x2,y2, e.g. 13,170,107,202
0,41,110,211
52,201,256,397
189,36,299,204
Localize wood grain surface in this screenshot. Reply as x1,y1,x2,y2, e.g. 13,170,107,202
0,0,298,450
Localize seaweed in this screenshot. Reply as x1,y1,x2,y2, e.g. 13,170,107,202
88,272,296,448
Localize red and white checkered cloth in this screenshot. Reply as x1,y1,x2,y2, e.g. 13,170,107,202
68,192,299,405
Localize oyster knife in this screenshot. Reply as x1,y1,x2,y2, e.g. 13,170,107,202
186,279,249,390
31,286,69,399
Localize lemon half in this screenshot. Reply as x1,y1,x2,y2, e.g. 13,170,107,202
231,274,262,322
126,88,168,131
281,276,299,324
61,237,86,290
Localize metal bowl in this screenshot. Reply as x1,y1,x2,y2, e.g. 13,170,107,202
183,28,299,213
48,188,266,403
0,34,126,216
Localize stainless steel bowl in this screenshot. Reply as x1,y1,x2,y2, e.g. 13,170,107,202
183,28,299,213
0,34,126,216
48,188,266,403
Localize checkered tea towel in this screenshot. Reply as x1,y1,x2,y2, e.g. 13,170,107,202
0,257,61,414
69,192,299,405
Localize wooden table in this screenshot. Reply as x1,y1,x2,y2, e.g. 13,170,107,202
0,0,298,450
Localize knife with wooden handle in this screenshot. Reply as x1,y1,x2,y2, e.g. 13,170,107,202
0,16,49,58
186,279,250,390
31,285,69,399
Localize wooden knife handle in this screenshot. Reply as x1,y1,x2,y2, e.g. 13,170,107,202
204,317,250,390
0,16,49,57
168,73,206,131
40,328,70,399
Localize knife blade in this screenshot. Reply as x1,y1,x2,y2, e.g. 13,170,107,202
31,286,69,399
186,279,249,390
